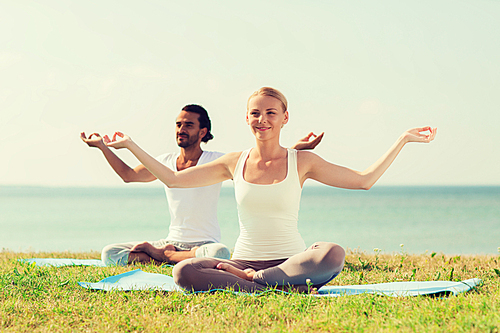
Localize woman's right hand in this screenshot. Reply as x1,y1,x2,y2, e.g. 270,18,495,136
106,131,133,149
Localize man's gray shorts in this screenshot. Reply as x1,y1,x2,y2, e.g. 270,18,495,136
101,239,230,266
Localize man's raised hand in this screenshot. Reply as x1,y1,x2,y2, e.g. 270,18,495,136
291,132,325,150
80,132,112,149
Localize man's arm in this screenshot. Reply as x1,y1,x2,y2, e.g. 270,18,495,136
80,132,156,183
291,132,324,150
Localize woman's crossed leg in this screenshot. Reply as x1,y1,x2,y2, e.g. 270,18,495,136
173,242,345,292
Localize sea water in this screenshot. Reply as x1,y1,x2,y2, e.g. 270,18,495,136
1,185,499,254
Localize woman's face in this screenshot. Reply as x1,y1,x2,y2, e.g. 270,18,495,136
246,94,288,141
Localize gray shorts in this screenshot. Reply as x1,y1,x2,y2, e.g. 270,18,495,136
101,239,215,266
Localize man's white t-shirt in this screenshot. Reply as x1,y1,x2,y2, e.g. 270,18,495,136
156,151,225,243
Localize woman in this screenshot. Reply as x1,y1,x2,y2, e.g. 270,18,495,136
107,87,437,292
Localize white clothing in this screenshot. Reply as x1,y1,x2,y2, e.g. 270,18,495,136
101,239,213,266
232,148,306,260
156,151,224,243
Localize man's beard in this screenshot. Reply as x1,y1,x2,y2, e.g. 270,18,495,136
177,132,199,148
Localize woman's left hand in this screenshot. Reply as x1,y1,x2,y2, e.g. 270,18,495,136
106,131,133,149
403,127,437,144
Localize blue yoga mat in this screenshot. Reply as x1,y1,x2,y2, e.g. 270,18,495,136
79,269,182,291
317,279,481,297
78,269,481,297
20,258,107,267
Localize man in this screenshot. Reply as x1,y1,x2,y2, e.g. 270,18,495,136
81,104,322,266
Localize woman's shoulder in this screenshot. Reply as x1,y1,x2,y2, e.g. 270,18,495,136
218,151,247,177
216,151,245,164
224,151,245,158
296,150,321,160
296,150,326,168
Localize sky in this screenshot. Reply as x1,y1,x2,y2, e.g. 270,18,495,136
1,0,499,187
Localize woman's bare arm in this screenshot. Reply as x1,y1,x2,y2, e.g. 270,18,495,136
106,132,237,188
300,127,437,190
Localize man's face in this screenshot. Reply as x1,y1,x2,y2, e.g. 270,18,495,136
175,111,203,148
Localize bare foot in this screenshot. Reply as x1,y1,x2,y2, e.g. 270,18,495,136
131,242,177,262
216,263,256,281
131,241,154,254
163,245,200,263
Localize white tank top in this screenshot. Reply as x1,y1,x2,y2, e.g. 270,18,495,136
156,151,224,243
232,148,306,260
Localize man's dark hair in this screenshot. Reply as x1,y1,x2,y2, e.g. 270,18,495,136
182,104,214,143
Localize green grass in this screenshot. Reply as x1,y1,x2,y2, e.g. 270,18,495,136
1,250,499,332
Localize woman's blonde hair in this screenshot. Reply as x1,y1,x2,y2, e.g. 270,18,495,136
247,87,288,112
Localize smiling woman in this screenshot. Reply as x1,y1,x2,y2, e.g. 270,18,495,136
247,92,289,145
105,86,436,293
